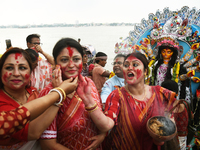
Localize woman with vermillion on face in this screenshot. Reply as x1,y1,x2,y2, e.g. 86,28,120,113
39,38,109,150
102,52,178,150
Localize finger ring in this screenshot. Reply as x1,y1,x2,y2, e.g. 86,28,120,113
55,76,58,79
52,75,55,78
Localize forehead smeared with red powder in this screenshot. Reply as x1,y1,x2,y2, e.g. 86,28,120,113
15,52,23,60
115,58,119,62
126,55,138,61
67,47,73,57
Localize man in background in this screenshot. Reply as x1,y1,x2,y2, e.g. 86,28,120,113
92,52,110,102
26,34,53,92
101,54,125,110
26,34,54,65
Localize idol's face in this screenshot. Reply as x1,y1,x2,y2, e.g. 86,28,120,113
123,55,146,85
56,47,82,80
161,48,173,60
2,53,31,90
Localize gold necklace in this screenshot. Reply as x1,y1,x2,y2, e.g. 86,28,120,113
126,85,146,101
2,89,28,105
125,86,147,118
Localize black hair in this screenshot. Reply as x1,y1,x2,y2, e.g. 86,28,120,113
161,79,178,94
114,53,126,60
95,52,107,63
52,38,83,64
26,34,40,43
25,48,39,69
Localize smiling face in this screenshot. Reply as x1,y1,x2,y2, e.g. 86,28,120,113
113,57,124,78
123,55,146,85
1,53,31,91
56,47,82,80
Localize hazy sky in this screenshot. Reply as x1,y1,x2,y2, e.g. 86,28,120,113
1,0,200,25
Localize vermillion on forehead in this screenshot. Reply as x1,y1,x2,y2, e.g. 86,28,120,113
126,55,138,61
67,47,73,57
115,58,119,62
14,52,23,60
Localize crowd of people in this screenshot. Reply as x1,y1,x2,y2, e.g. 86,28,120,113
0,33,196,150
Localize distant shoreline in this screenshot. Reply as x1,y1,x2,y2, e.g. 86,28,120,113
0,23,134,29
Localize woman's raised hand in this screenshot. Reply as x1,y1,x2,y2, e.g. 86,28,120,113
52,65,63,88
77,75,94,107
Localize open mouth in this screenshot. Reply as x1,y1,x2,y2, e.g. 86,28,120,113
128,72,134,77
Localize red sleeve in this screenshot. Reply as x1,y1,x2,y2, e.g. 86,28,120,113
0,106,30,140
0,91,30,141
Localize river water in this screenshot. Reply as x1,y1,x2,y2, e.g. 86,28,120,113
0,26,134,71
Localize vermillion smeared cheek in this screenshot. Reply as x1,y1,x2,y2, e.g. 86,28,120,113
3,72,9,82
78,64,82,74
123,71,127,80
25,74,30,79
67,47,73,57
136,69,142,79
23,75,30,87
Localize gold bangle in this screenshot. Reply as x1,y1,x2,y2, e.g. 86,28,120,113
85,103,97,110
87,106,98,113
55,87,66,101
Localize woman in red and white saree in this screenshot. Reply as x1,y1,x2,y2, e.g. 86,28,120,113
39,78,103,149
39,38,107,150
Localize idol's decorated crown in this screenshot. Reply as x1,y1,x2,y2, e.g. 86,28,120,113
115,6,200,58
